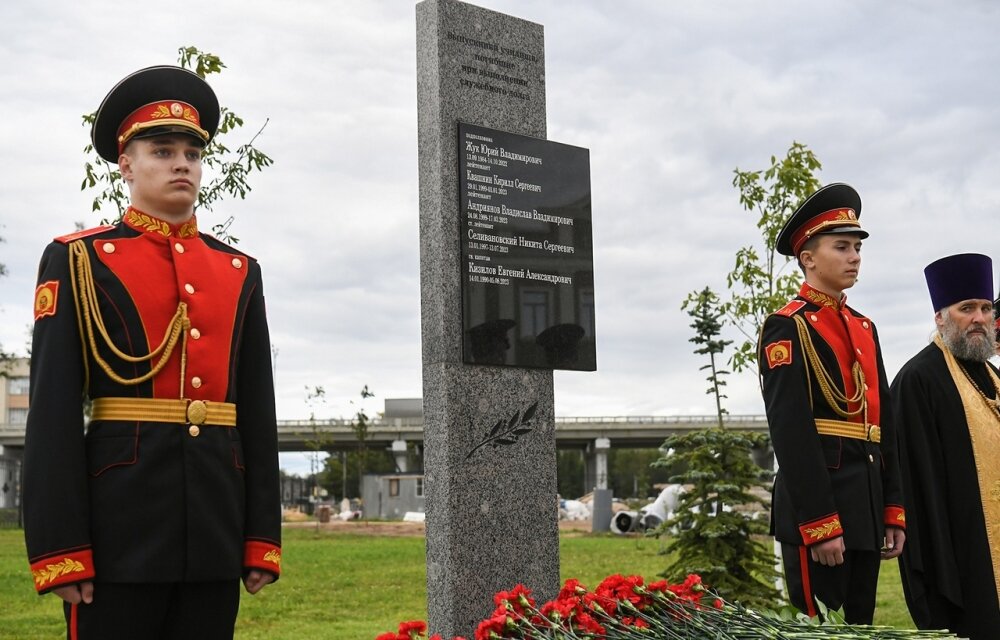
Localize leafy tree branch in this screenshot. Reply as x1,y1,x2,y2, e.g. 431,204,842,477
722,142,822,373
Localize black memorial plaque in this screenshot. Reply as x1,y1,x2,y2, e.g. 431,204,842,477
459,122,595,371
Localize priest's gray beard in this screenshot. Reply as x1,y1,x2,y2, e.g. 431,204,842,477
940,313,995,362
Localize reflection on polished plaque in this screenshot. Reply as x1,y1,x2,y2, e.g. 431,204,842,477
459,122,595,371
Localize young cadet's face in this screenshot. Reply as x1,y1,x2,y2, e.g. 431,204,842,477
119,135,203,217
800,233,863,294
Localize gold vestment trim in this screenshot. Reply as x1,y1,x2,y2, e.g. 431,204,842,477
935,334,1000,602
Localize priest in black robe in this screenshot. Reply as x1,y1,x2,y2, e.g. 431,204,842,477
891,253,1000,640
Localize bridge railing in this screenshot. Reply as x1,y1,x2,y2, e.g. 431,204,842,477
273,415,769,429
1,416,771,446
269,416,771,443
553,415,768,425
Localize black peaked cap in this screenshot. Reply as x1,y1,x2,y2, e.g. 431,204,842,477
92,65,220,163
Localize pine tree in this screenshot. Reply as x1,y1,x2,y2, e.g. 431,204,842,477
651,429,779,609
682,286,732,429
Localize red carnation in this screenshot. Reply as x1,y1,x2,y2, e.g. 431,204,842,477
473,612,509,640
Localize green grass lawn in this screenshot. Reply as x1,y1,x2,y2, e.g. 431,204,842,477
0,526,915,639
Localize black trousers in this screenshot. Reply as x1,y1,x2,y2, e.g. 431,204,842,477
781,543,881,624
64,580,240,640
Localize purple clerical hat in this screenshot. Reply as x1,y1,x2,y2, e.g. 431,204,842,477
924,253,994,312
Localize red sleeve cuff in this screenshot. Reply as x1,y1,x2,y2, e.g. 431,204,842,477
244,539,281,576
30,548,96,593
884,505,906,529
799,513,844,546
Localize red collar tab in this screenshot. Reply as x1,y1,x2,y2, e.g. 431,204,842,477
791,207,860,255
800,282,845,310
123,207,198,239
116,100,210,154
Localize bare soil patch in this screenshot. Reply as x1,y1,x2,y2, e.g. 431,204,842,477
283,517,595,537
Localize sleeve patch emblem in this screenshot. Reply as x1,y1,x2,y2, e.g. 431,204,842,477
804,518,843,541
32,557,85,588
765,340,793,368
33,281,59,320
263,549,282,568
885,505,906,526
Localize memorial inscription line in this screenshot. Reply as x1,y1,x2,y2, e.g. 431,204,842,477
466,230,575,255
467,202,574,227
445,31,539,63
446,30,536,101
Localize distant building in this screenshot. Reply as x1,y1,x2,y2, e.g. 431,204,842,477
280,472,311,512
384,398,423,420
361,473,425,520
1,358,29,433
0,358,29,511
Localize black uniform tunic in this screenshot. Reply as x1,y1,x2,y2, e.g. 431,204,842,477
24,211,282,594
759,283,905,621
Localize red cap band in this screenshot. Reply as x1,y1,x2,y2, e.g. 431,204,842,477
790,207,860,256
116,100,209,154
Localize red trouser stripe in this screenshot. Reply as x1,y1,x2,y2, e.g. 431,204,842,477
799,546,817,618
70,603,78,640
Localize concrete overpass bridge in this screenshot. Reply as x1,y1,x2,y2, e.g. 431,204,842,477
0,415,770,514
0,414,768,451
268,414,769,451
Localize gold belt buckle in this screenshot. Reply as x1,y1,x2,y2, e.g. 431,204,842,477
867,424,881,443
187,400,208,425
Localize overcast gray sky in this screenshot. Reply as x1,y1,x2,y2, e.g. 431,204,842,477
3,1,1000,473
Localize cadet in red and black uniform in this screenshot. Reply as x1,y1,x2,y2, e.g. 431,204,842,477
23,66,281,639
758,183,905,624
